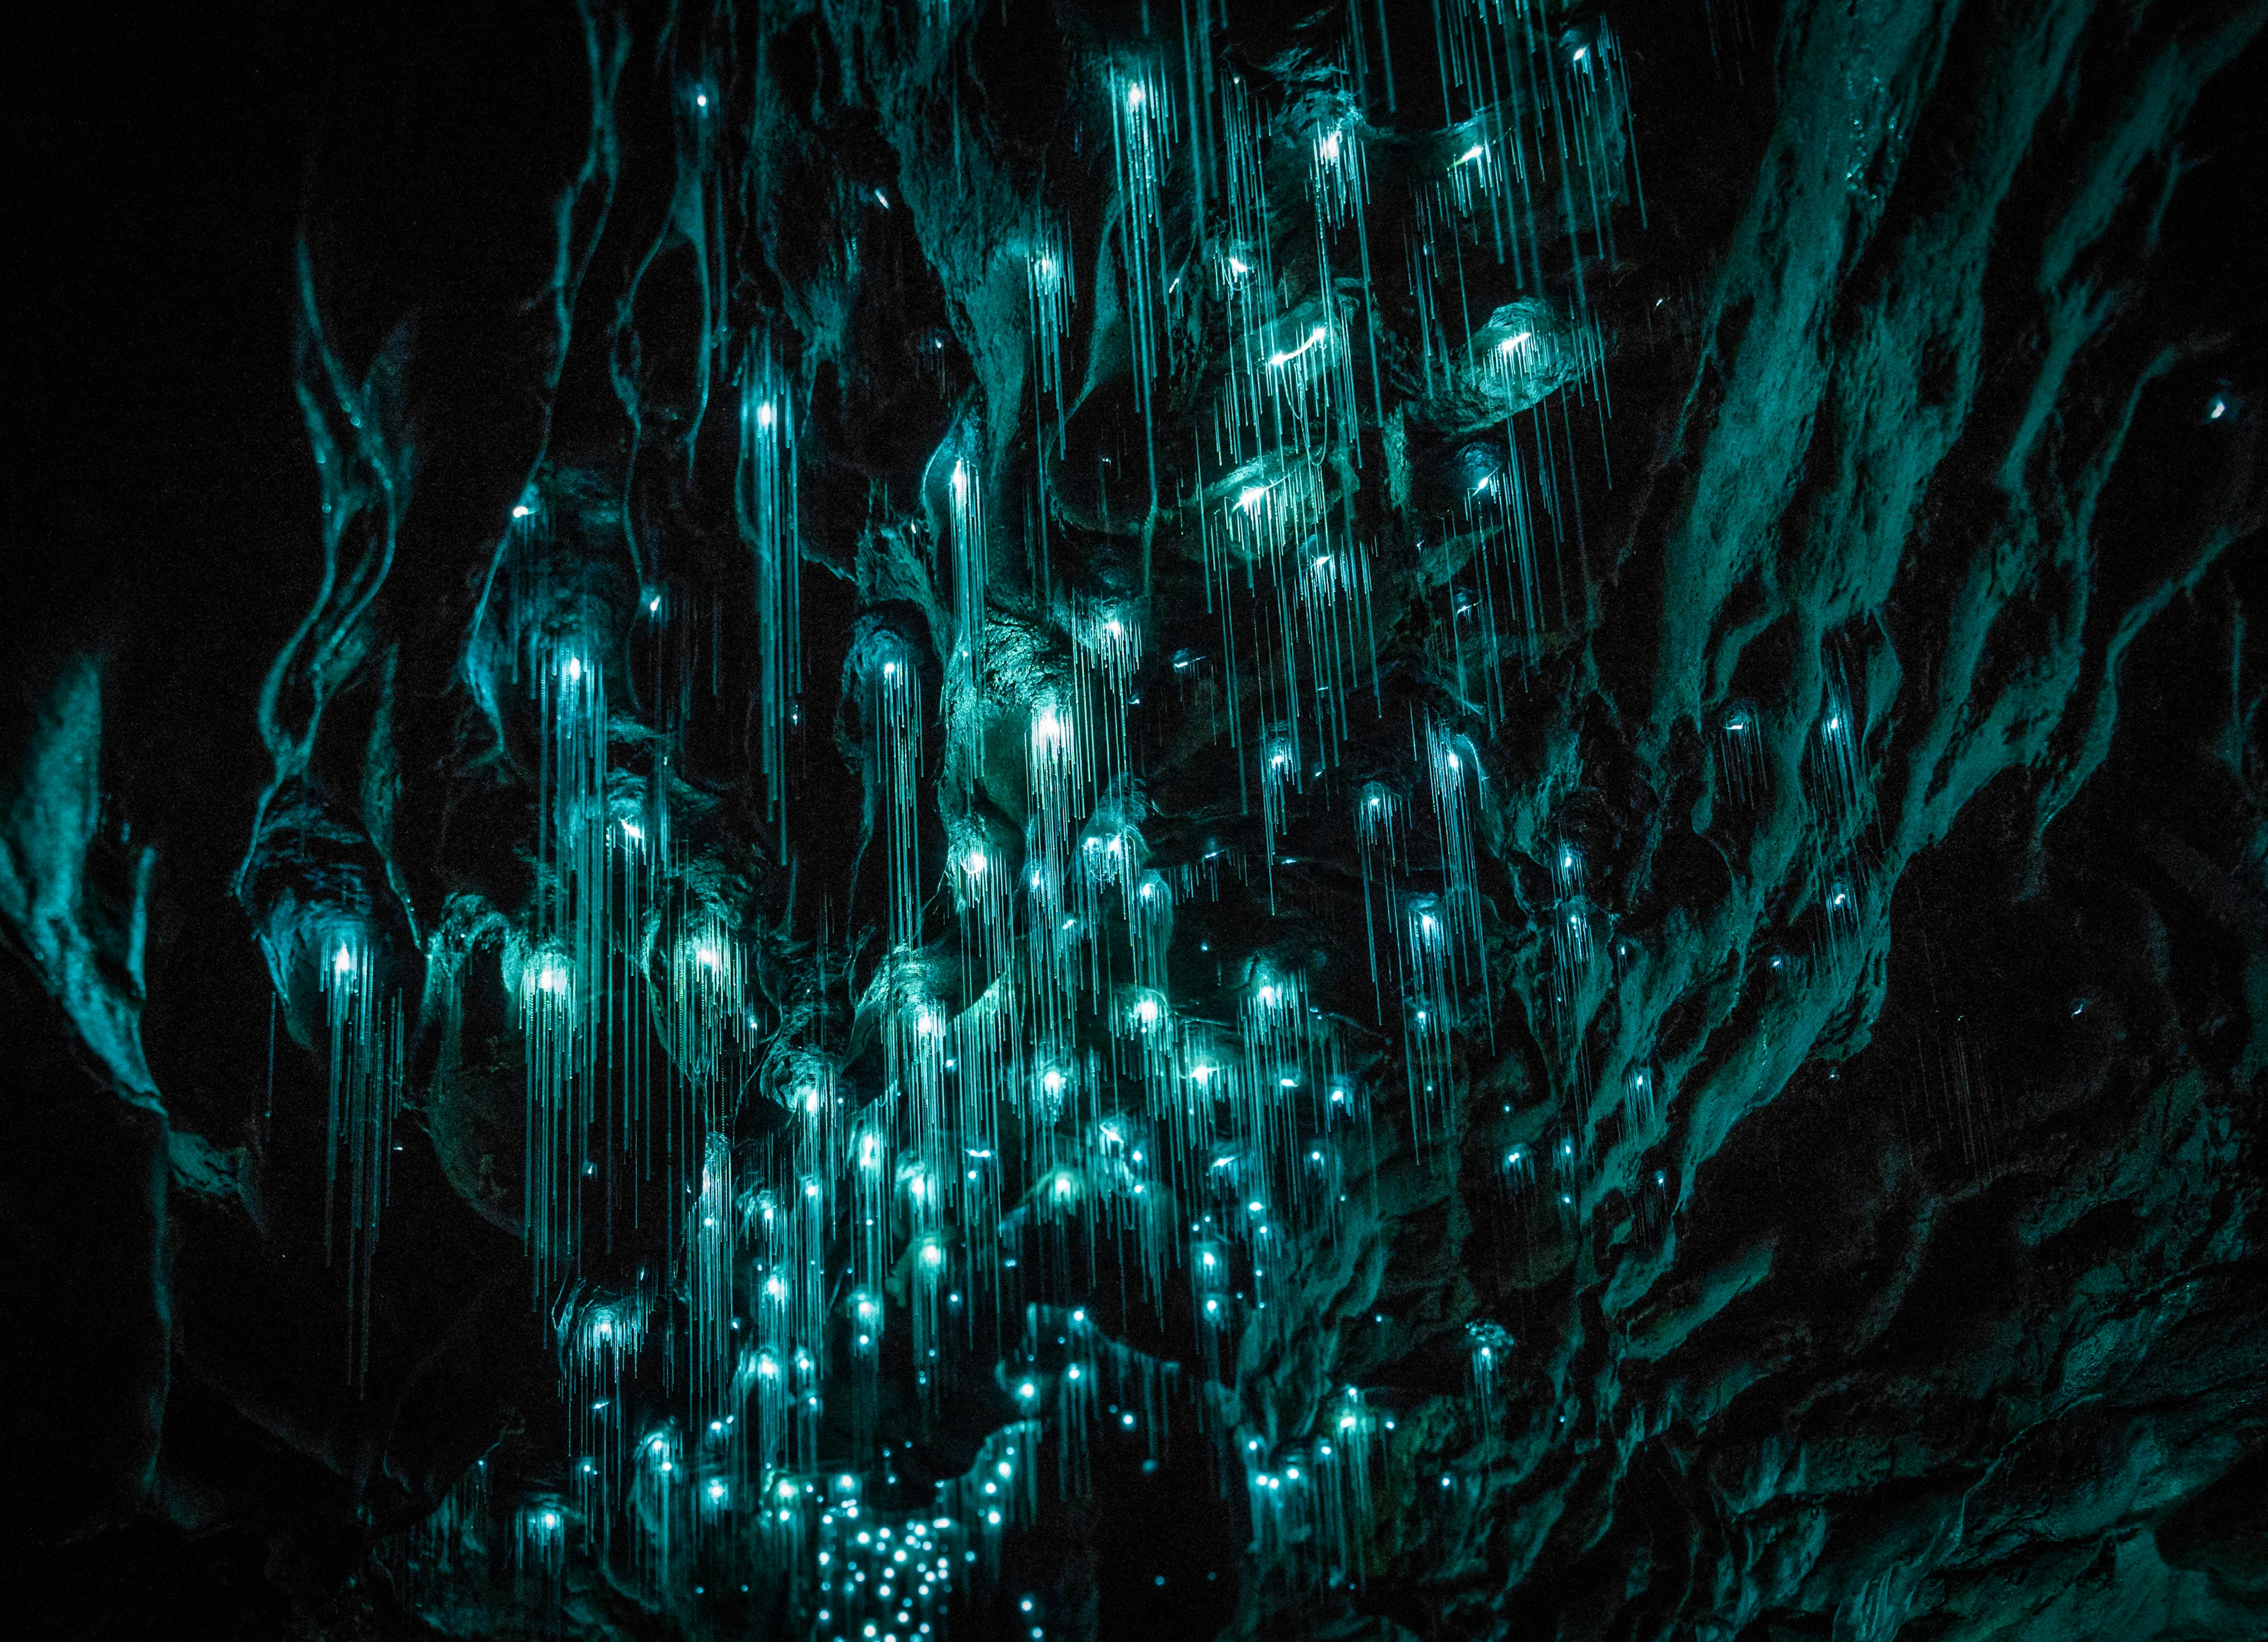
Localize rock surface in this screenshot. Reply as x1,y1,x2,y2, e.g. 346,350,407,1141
5,2,2266,1638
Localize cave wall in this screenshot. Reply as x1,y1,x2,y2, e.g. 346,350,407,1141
5,1,2266,1638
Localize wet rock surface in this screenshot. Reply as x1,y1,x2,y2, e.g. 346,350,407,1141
5,2,2266,1638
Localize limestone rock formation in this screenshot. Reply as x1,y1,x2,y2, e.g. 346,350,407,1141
6,2,2265,1638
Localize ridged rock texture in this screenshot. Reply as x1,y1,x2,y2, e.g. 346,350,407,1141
7,1,2267,1639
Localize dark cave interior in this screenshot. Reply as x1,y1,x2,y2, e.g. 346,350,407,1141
5,2,2267,1638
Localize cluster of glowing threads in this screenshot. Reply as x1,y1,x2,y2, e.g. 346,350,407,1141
335,8,1662,1628
739,342,800,822
315,932,402,1380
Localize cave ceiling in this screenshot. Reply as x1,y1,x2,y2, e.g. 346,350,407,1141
6,1,2268,1639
